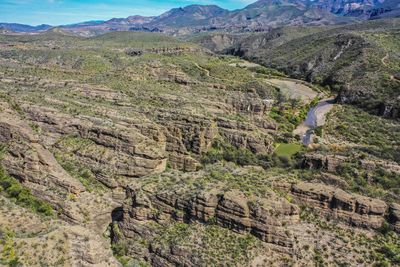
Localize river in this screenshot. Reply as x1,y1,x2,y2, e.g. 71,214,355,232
294,99,335,145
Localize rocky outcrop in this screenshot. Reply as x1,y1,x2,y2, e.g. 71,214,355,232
146,47,204,55
0,101,85,196
302,153,347,172
0,101,125,223
126,47,205,57
155,112,275,170
119,188,300,248
361,158,400,175
118,179,400,256
23,105,168,178
66,225,121,267
291,182,392,230
226,93,267,116
389,203,400,232
337,88,400,120
316,172,349,189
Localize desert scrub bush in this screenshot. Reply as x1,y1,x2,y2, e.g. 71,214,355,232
0,228,22,267
52,136,106,193
152,222,259,266
249,66,286,77
0,92,23,116
314,248,325,266
299,206,332,230
0,166,53,217
0,144,7,159
370,230,400,266
324,105,400,163
111,241,130,267
153,222,191,247
111,222,123,241
335,160,400,203
202,139,258,166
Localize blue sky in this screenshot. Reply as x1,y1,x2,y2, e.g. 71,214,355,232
0,0,254,25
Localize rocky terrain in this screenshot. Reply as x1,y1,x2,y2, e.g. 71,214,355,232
0,26,399,267
194,18,400,119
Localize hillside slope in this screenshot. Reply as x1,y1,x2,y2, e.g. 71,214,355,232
194,19,400,118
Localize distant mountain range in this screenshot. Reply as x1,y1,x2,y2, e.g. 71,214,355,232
1,0,399,35
0,23,52,32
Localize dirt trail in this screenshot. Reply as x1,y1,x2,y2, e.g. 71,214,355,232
265,78,319,101
194,62,210,77
382,53,389,66
229,61,261,68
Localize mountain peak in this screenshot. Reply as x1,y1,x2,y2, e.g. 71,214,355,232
245,0,306,8
160,4,228,17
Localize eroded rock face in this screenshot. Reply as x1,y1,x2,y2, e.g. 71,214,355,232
24,105,168,178
66,225,122,267
316,172,349,189
19,94,274,175
291,182,390,229
156,111,275,169
0,101,85,200
389,203,400,232
117,178,400,259
0,101,123,265
302,153,348,172
114,178,400,266
118,188,300,248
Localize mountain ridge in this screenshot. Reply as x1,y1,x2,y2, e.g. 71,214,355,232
1,0,399,35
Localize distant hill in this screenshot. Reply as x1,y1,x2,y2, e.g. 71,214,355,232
54,1,356,36
365,0,400,19
150,5,229,28
63,20,105,28
0,23,51,32
215,0,352,30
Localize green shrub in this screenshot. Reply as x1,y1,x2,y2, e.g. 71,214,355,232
314,126,323,137
274,143,302,158
202,140,258,166
0,167,53,217
377,222,394,236
111,242,131,266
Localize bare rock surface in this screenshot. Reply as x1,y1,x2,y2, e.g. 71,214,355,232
291,182,390,230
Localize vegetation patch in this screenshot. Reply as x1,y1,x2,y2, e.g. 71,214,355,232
152,222,261,266
300,206,400,266
202,139,259,166
325,105,400,163
55,153,106,193
202,138,305,171
274,143,302,158
53,136,106,193
0,167,53,217
142,163,311,198
270,96,320,141
0,228,21,267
